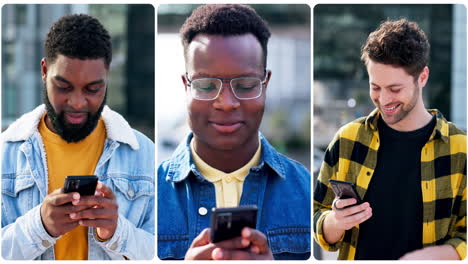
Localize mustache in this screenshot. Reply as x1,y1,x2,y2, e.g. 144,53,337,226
63,110,90,114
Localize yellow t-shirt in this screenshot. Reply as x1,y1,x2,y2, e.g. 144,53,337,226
190,138,261,208
38,114,106,260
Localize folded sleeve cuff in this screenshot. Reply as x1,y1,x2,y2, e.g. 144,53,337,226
445,238,466,260
30,204,60,250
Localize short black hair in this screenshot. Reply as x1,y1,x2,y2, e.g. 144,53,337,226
180,4,271,68
361,19,430,79
45,14,112,68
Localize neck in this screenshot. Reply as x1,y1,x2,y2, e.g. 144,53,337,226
44,114,58,134
386,102,432,132
192,136,259,173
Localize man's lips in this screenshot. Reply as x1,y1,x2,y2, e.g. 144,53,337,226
65,112,88,124
210,121,243,133
381,104,400,114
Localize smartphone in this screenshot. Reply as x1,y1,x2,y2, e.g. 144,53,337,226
329,179,362,204
210,205,257,243
63,175,98,196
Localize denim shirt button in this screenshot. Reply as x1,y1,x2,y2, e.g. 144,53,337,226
198,207,208,216
110,241,118,251
41,240,51,248
128,187,135,198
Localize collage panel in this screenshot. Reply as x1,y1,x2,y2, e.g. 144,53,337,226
1,4,155,260
156,4,311,260
313,4,467,261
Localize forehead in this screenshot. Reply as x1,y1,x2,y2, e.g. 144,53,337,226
186,33,264,76
48,54,108,82
367,60,413,85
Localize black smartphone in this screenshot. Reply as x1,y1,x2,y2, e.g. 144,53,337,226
329,179,362,204
63,175,98,196
210,205,257,243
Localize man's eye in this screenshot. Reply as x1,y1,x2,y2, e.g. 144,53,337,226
57,86,70,91
235,85,255,91
196,84,217,92
87,87,101,93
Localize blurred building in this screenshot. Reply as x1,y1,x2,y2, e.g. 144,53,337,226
1,4,154,139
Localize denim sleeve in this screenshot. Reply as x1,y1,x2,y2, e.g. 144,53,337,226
94,195,155,260
1,204,58,260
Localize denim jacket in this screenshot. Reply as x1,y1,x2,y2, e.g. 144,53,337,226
157,133,311,260
1,104,155,260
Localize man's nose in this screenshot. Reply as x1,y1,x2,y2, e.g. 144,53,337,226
379,89,394,106
68,90,87,110
213,83,240,111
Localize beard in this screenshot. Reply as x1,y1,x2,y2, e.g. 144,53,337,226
379,83,419,126
43,85,106,143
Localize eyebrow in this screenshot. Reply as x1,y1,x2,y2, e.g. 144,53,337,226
191,71,262,79
370,82,403,88
53,75,105,87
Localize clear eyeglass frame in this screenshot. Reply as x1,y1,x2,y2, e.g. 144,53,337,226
185,72,268,101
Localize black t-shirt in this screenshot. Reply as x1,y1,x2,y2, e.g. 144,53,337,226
354,115,436,260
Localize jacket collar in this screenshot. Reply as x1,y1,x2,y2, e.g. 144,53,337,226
167,132,287,183
1,104,139,150
365,108,450,143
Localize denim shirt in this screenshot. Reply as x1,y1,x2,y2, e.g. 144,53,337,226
157,133,311,260
1,105,155,260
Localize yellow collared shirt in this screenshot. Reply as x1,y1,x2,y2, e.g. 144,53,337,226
190,138,261,208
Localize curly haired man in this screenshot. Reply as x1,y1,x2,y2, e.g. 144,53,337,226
314,19,466,260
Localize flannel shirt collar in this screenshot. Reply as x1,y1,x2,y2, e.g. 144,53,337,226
364,108,449,143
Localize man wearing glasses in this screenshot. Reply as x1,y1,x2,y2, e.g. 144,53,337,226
157,4,311,260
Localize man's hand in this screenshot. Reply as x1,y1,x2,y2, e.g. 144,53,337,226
211,227,273,260
185,228,249,260
185,227,273,260
323,198,372,244
40,188,89,237
399,245,460,260
69,182,119,241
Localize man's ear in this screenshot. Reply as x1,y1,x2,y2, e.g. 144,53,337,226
418,66,429,89
262,70,272,92
181,73,188,92
40,58,48,83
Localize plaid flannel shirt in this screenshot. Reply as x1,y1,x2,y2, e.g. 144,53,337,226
314,109,466,260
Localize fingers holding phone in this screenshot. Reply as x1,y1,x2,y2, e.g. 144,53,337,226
69,182,118,241
40,188,81,237
211,227,273,260
184,228,250,260
328,179,372,229
332,198,372,229
322,179,373,244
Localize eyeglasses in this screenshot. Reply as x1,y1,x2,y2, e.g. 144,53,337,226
185,73,267,101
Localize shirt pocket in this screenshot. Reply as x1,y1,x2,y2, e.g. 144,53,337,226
2,173,38,224
157,234,189,260
108,177,154,227
267,227,310,255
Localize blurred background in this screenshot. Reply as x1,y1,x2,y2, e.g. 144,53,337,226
157,4,311,168
1,4,155,139
313,4,467,260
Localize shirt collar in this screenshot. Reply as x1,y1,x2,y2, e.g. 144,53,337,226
166,132,287,183
365,108,450,143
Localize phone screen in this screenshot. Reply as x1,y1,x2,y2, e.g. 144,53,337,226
329,179,362,204
63,175,98,196
210,205,257,243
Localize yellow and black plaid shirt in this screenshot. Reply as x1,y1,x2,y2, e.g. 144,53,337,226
314,109,466,260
